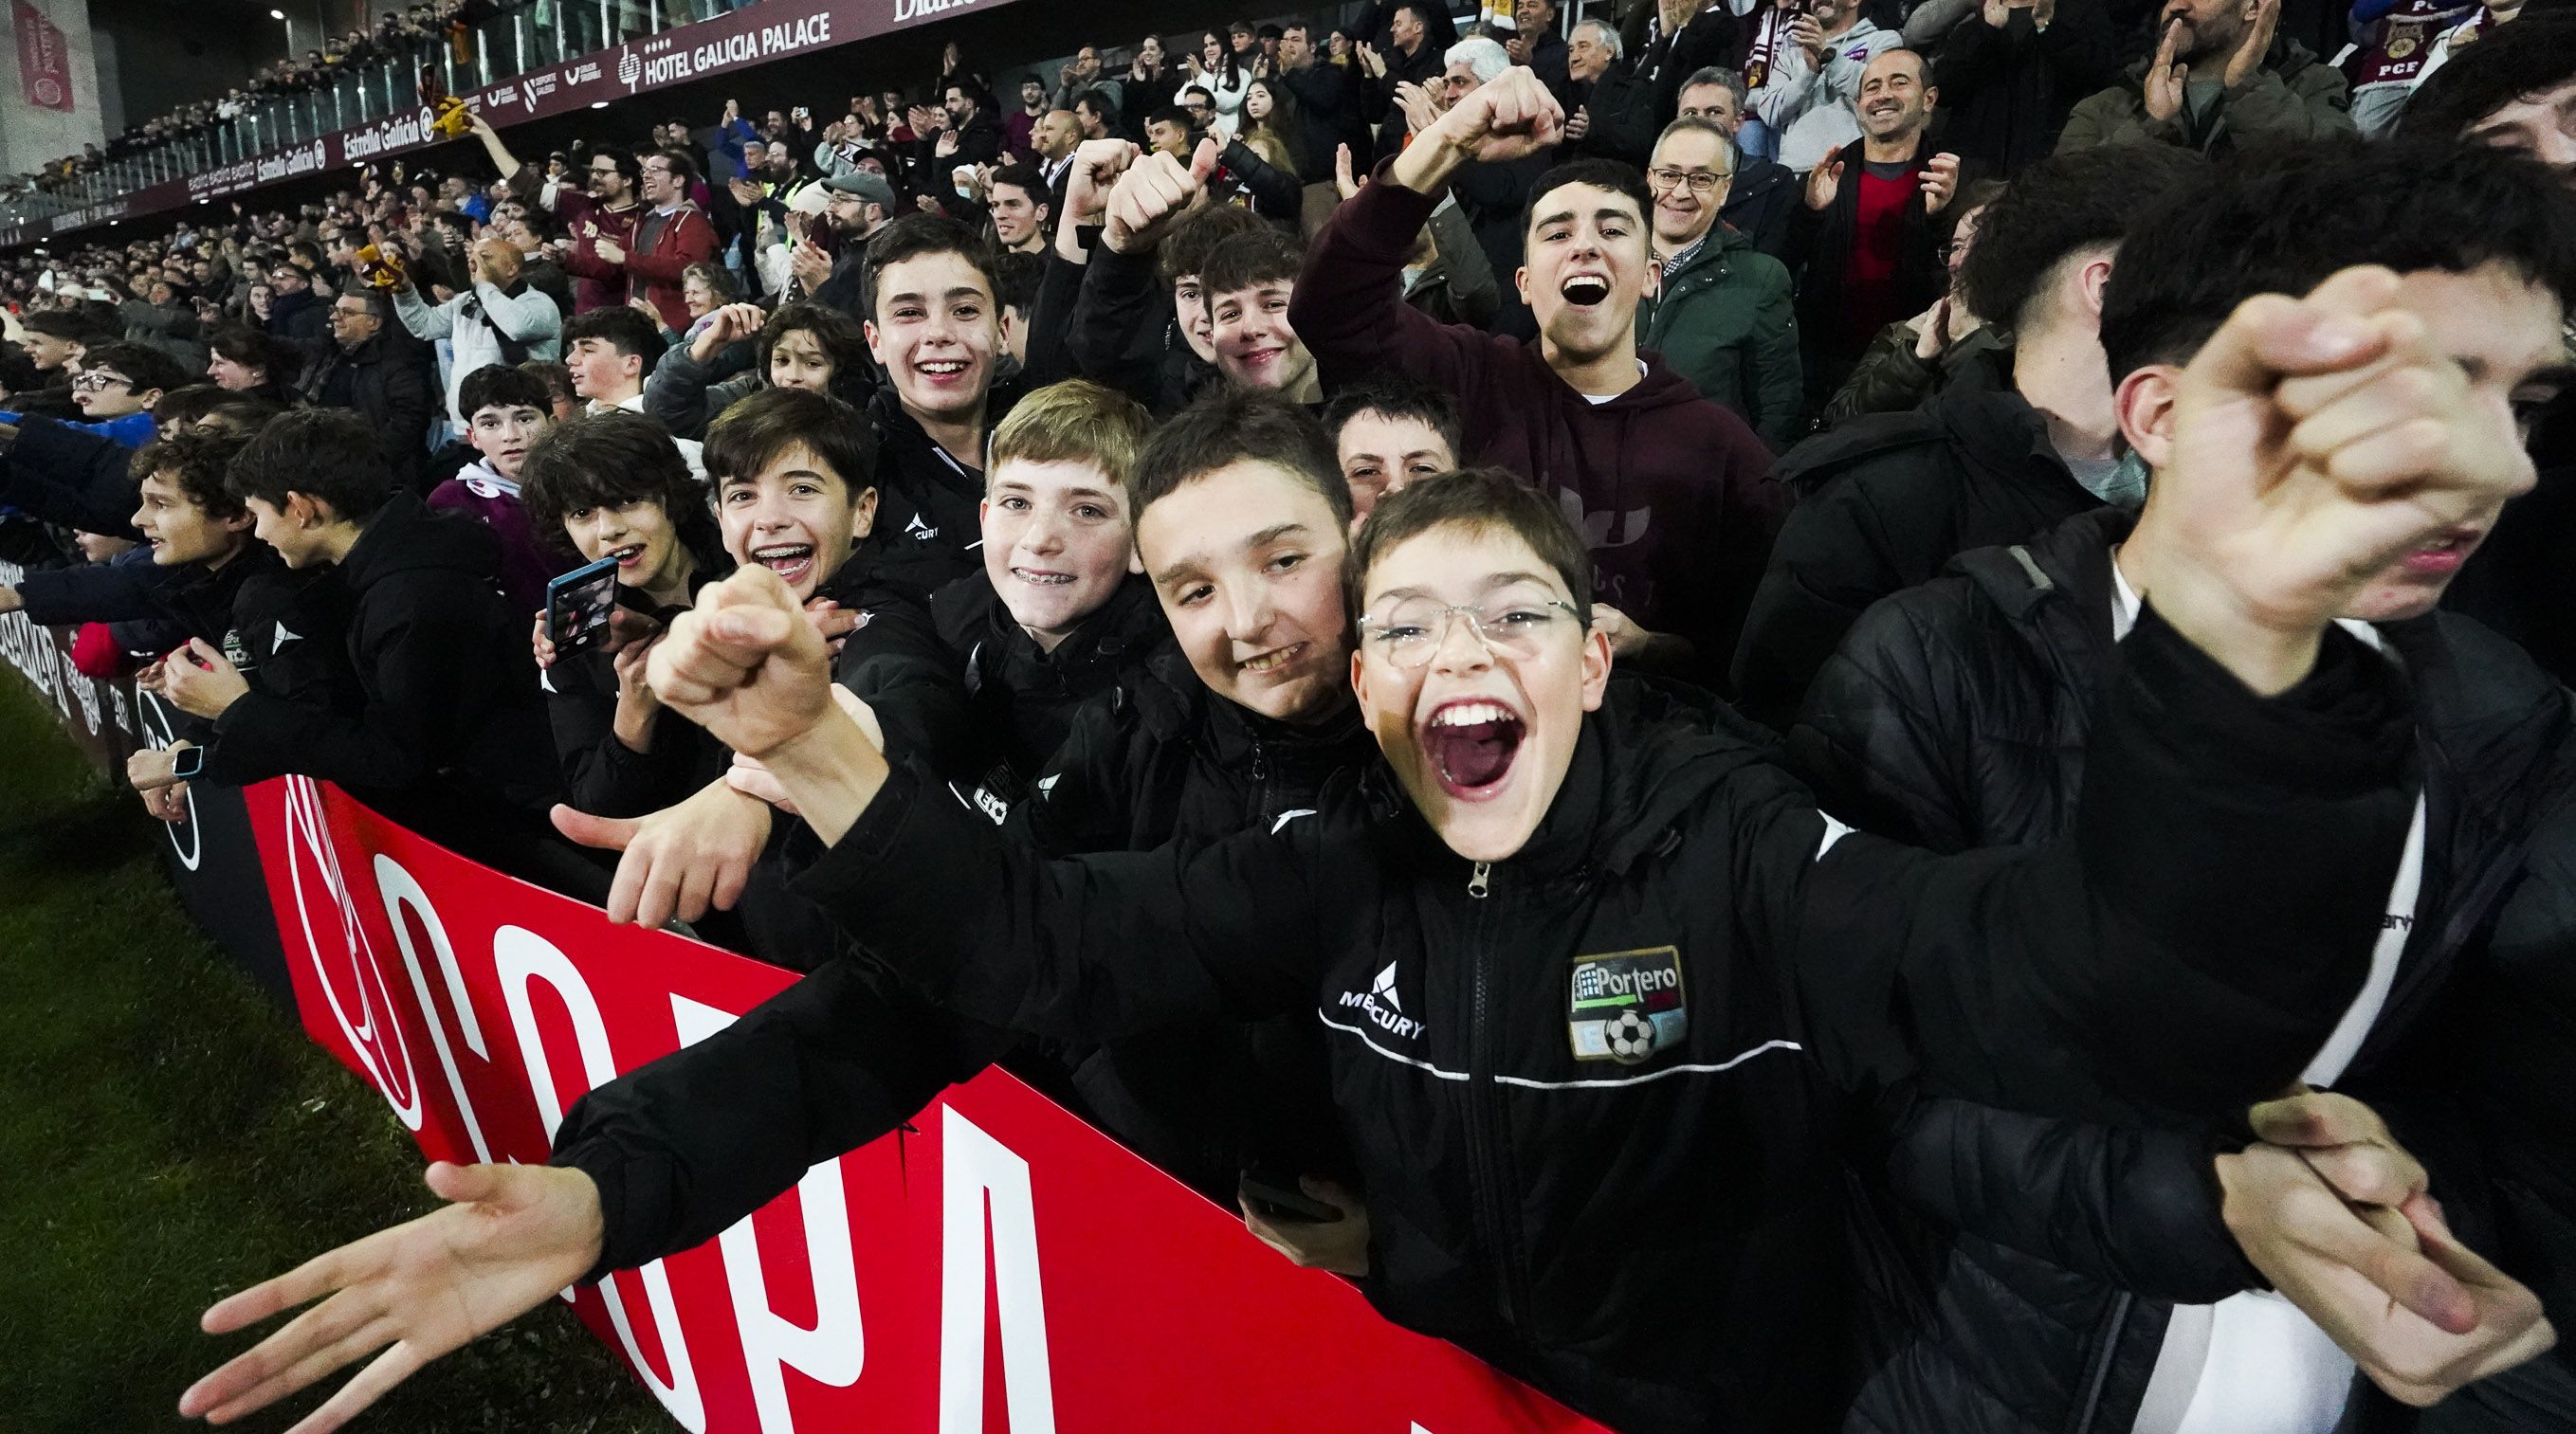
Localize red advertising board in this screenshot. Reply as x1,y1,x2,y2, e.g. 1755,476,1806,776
0,0,1020,249
13,0,72,113
240,773,1610,1434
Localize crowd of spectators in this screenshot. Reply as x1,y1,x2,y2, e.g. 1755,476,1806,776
7,2,2576,1431
0,0,752,204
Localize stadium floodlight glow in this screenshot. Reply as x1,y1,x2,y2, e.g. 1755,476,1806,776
268,9,283,17
591,100,608,108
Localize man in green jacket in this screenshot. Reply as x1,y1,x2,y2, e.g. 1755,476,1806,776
1635,118,1803,446
2057,0,2354,154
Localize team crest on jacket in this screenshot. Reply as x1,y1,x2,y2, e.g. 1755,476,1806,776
1568,946,1687,1064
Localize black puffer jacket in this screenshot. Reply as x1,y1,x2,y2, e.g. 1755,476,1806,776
2410,735,2576,1433
1793,506,2572,1434
1018,643,1376,858
863,379,1023,590
779,622,2421,1433
833,568,1170,808
1729,350,2116,731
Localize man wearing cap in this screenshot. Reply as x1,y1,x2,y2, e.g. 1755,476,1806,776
803,171,898,318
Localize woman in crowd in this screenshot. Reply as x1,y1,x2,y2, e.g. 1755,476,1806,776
1186,29,1254,139
1236,78,1309,182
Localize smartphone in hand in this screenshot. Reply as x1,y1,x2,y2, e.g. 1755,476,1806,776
545,553,623,660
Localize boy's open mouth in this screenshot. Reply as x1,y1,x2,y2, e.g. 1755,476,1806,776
1420,698,1525,801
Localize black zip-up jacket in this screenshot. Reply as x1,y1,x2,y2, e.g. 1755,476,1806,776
549,611,2424,1433
203,492,562,832
834,563,1169,803
863,380,1021,589
1730,350,2114,730
1019,643,1377,858
1794,506,2570,1434
2405,753,2576,1431
1060,237,1216,417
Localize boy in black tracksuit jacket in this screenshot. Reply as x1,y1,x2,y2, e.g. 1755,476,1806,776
842,568,1169,816
550,439,2438,1434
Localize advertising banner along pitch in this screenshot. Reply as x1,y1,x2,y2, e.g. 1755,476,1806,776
237,774,1612,1434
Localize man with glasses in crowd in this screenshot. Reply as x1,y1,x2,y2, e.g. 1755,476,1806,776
288,289,434,494
585,150,718,336
1635,117,1801,445
472,113,642,318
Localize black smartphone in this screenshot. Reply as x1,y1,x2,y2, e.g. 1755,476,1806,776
1239,1175,1343,1225
546,554,622,659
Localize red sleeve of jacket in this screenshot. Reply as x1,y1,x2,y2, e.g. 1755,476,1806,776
1288,160,1496,399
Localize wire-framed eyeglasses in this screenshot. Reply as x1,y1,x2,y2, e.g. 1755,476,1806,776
1359,593,1583,667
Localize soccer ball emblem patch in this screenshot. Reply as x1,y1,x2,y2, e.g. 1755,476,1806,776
1604,1009,1657,1063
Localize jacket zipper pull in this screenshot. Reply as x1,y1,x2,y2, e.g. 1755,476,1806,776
1468,862,1490,899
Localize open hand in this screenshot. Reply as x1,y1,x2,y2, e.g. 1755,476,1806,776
2144,19,2188,121
1804,155,1846,210
180,1162,604,1431
2226,0,2280,87
1393,80,1442,135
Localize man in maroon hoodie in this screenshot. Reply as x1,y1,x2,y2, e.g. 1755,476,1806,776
1291,65,1782,684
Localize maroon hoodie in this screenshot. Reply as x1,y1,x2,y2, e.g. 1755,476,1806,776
1292,171,1784,685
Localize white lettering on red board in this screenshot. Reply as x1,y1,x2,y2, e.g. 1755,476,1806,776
281,776,424,1131
375,855,497,1164
273,801,1074,1432
496,925,708,1433
941,1105,1059,1433
673,995,866,1431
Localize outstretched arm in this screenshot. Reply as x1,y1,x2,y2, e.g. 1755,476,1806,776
645,568,1328,1041
1779,267,2538,1122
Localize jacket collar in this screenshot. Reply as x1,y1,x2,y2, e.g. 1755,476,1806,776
1368,674,1774,887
